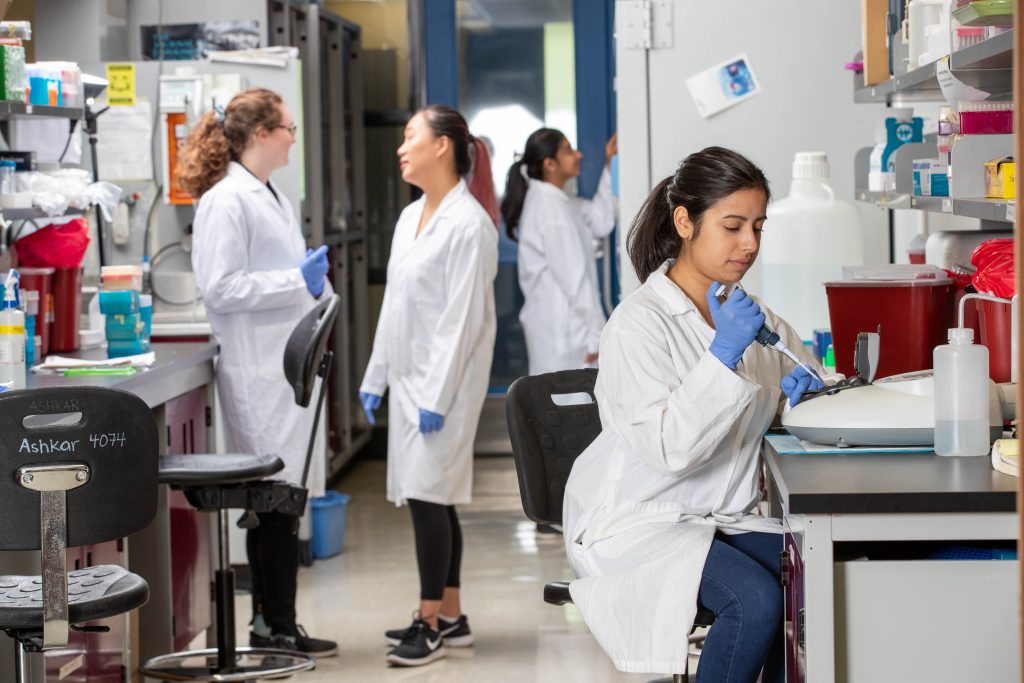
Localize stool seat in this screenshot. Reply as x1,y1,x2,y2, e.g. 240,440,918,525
159,454,284,486
543,581,716,627
0,566,149,631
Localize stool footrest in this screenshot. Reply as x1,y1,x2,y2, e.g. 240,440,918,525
180,480,308,515
140,646,315,682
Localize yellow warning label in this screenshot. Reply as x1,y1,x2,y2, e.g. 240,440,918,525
106,63,136,106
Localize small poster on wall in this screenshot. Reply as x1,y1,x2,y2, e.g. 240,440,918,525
685,54,762,119
140,20,260,61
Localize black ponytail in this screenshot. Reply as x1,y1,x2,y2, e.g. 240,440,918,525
500,127,566,241
627,146,771,282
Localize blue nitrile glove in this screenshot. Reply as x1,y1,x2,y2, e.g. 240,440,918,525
781,365,826,407
418,409,444,434
359,391,381,425
706,281,765,370
300,245,329,297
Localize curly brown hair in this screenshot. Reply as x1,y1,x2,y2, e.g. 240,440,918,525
176,87,284,198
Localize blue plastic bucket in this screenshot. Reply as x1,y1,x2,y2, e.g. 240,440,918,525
311,491,350,559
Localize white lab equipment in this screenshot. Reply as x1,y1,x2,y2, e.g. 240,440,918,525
758,152,863,341
933,327,991,456
782,369,1008,447
908,0,951,68
0,271,26,390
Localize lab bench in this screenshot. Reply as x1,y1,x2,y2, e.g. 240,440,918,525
763,436,1019,683
0,342,218,683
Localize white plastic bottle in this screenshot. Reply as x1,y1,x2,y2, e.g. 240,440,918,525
933,328,991,456
0,271,26,389
755,152,863,341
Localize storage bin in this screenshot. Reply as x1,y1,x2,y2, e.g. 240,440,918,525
826,273,954,379
311,492,350,559
977,298,1011,382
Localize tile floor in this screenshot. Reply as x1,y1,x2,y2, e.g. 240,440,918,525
232,456,697,682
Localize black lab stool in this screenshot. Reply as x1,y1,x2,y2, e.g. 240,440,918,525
141,294,339,681
506,369,715,683
0,387,157,683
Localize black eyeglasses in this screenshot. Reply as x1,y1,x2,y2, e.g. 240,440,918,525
274,123,298,135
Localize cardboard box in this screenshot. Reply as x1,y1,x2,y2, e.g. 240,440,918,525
861,0,890,86
984,157,1015,199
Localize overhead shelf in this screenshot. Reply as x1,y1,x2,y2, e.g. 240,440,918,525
0,101,84,120
0,207,86,221
853,29,1013,102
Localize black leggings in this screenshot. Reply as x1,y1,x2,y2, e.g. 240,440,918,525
246,510,299,633
407,498,462,601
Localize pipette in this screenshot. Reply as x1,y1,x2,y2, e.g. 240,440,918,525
715,284,823,384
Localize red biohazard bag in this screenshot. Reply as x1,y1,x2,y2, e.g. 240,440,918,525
14,218,91,269
970,238,1014,299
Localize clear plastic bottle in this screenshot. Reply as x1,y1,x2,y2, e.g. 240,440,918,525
0,270,26,390
933,328,991,456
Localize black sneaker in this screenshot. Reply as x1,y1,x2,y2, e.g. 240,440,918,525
385,613,473,647
386,620,445,667
270,624,338,658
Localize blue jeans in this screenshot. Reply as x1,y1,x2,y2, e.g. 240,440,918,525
696,531,784,683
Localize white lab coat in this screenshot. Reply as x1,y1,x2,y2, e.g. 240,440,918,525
517,168,615,375
192,162,327,498
563,260,822,674
360,180,498,506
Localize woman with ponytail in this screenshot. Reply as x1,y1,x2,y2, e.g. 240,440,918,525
501,128,616,375
561,147,827,682
358,105,498,667
184,88,337,658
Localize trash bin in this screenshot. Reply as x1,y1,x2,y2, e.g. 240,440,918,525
311,492,350,559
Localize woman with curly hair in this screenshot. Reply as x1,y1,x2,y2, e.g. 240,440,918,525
180,87,336,657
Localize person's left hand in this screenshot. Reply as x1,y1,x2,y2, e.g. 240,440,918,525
419,409,444,434
781,365,825,407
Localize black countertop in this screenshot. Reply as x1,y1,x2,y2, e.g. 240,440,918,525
26,342,218,408
764,438,1017,514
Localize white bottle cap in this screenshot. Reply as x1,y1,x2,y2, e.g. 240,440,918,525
948,327,974,343
793,152,829,179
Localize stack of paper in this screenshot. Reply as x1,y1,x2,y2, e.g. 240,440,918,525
991,439,1019,477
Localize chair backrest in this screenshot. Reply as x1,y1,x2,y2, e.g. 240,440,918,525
283,294,340,408
0,386,158,648
506,369,601,526
0,386,159,550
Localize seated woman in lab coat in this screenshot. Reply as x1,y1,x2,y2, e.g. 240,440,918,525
501,128,616,375
178,88,336,657
562,146,825,682
358,105,499,667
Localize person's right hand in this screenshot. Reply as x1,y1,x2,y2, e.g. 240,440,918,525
605,133,618,166
706,281,765,370
300,245,329,297
359,391,381,425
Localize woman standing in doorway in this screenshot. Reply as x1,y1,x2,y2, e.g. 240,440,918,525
358,105,499,667
179,87,337,657
502,128,616,375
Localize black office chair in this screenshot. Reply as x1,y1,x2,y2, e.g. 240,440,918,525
141,294,340,681
0,386,157,683
506,369,714,683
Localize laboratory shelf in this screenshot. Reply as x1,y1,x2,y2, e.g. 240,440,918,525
951,197,1014,223
852,29,1014,102
910,196,951,212
0,101,84,119
855,189,912,209
0,207,85,221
